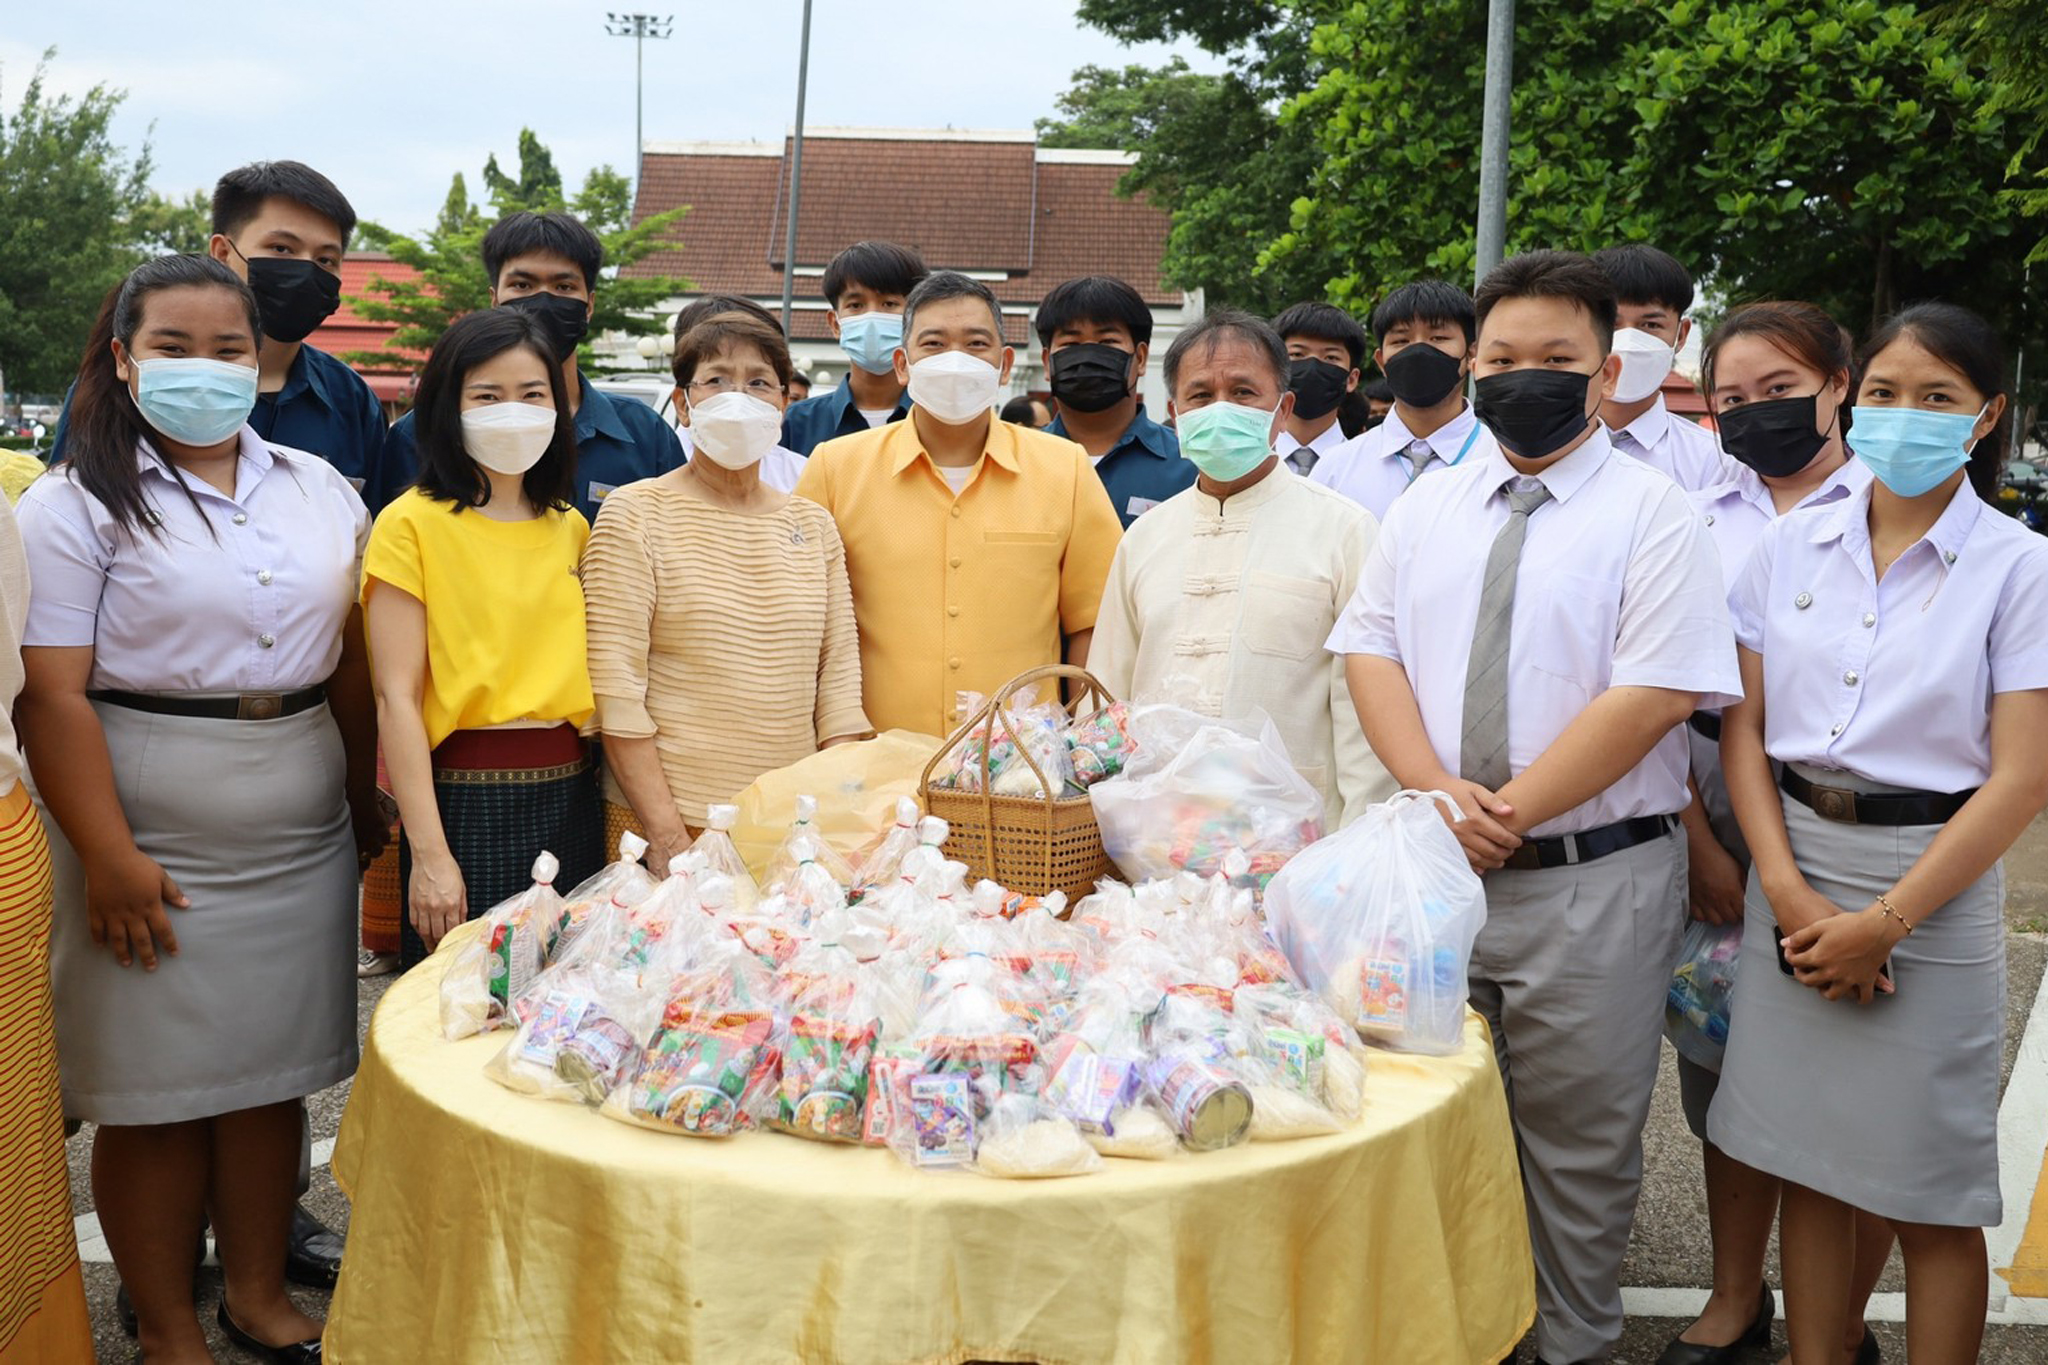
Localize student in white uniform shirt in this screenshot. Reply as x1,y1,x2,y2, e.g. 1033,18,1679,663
1330,250,1740,1365
1713,303,2048,1365
1310,280,1498,519
1656,300,1885,1365
669,295,809,492
1270,302,1368,477
1090,310,1393,830
1590,245,1735,492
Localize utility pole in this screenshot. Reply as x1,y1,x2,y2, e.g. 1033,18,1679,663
1474,0,1515,287
606,13,674,189
780,0,815,333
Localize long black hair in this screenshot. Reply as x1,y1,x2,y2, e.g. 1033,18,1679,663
1857,302,2009,502
64,253,261,539
410,308,576,513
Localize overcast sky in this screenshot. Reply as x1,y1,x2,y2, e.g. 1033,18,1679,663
4,3,1225,240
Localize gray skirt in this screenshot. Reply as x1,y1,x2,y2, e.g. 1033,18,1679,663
38,700,359,1125
1706,780,2004,1227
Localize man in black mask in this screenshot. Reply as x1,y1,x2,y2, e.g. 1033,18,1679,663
50,161,392,507
1271,301,1368,477
382,211,683,523
1036,275,1194,528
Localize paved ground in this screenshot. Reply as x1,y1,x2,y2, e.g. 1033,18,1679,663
65,813,2048,1362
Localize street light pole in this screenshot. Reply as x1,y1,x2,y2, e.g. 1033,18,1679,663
1474,0,1515,287
605,13,674,189
780,0,815,333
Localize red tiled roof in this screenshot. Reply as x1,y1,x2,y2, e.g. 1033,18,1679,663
625,132,1177,345
315,250,426,373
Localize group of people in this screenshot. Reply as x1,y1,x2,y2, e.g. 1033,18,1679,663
0,153,2037,1365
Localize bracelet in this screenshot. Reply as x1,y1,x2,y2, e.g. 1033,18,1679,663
1875,895,1915,936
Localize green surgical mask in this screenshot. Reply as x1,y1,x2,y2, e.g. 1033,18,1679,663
1176,400,1278,481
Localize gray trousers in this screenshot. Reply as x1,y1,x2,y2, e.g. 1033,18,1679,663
1468,827,1687,1363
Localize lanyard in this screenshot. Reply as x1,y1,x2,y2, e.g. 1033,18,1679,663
1404,423,1483,484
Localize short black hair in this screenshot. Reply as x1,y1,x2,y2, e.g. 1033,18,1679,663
482,211,604,291
1370,280,1477,345
903,270,1005,340
821,240,927,310
211,160,358,245
1163,308,1289,396
673,294,781,342
1474,250,1619,351
410,309,576,514
1362,377,1394,403
1591,244,1695,314
1000,395,1043,426
1271,301,1367,368
1034,275,1153,349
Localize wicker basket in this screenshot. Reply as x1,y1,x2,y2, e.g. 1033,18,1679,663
919,665,1119,902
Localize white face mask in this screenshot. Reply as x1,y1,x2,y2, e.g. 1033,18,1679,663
1610,327,1677,404
907,351,1003,425
461,402,556,476
687,390,783,470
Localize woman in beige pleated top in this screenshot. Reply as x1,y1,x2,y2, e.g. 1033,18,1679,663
582,312,873,872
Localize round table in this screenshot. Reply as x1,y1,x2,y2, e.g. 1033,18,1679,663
326,927,1535,1364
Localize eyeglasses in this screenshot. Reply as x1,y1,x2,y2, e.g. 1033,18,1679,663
686,377,785,399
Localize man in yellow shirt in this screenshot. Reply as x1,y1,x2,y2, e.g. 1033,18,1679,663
795,271,1122,738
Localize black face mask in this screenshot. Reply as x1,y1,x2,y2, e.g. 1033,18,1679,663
244,257,341,344
1715,394,1834,478
1472,369,1596,460
1047,342,1135,414
1286,357,1350,420
1382,342,1466,409
501,292,591,364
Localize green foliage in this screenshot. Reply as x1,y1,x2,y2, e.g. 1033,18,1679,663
130,188,213,255
345,129,688,371
0,50,153,395
1933,0,2048,266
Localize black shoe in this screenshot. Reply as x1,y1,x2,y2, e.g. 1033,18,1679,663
283,1205,344,1289
216,1301,322,1363
1653,1283,1775,1364
1853,1324,1881,1365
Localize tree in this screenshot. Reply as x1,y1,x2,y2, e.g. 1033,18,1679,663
0,50,153,396
130,188,213,255
346,129,688,372
1935,0,2048,266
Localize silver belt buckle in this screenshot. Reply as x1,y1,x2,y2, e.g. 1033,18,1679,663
237,692,284,721
1809,783,1860,824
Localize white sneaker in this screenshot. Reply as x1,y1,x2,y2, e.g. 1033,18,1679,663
357,950,400,978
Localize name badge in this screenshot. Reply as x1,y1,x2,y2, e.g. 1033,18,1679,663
589,481,618,502
1126,496,1160,518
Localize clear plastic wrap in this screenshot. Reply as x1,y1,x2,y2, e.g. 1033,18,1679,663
970,1093,1102,1179
774,835,851,927
1064,700,1138,788
1042,983,1171,1159
485,954,657,1106
440,852,563,1040
1264,790,1487,1056
548,832,658,966
692,804,761,912
601,941,780,1137
934,686,1079,798
766,795,855,888
850,796,923,902
1665,918,1743,1071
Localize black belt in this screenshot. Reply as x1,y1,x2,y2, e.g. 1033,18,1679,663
1687,711,1721,742
88,686,327,722
1779,767,1974,827
1502,814,1677,871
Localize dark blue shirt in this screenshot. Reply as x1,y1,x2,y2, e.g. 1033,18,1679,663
780,382,909,457
49,343,391,505
382,372,686,525
1047,403,1195,528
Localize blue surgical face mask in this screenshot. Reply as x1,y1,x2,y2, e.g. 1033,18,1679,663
1849,404,1985,498
131,356,259,447
836,311,903,376
1175,400,1279,482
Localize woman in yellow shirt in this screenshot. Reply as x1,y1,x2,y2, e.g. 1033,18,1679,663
364,309,600,967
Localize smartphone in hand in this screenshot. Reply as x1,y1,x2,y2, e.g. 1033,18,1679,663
1770,921,1892,991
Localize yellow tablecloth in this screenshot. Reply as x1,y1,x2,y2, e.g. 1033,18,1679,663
328,928,1535,1364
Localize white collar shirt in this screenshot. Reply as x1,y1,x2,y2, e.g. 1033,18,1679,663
1730,477,2048,791
1278,418,1351,478
1693,458,1872,595
1310,403,1495,520
1328,425,1741,836
1090,469,1394,828
1610,397,1737,493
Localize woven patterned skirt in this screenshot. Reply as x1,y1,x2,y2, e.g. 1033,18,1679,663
398,726,603,969
0,781,91,1363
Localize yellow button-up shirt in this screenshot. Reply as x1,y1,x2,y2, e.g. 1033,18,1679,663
795,413,1123,738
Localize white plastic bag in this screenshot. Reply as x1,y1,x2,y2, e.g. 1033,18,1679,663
1665,919,1742,1071
1264,791,1486,1056
439,852,563,1040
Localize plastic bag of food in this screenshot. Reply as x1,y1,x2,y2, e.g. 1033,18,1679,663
772,834,851,926
1234,981,1368,1125
1263,790,1486,1056
1065,700,1138,788
938,687,1079,798
1042,985,1173,1160
764,795,857,890
1665,919,1743,1072
769,969,880,1143
1090,709,1323,888
602,941,780,1137
440,852,563,1040
691,805,760,912
971,1092,1102,1179
850,796,923,902
485,956,656,1105
547,832,658,966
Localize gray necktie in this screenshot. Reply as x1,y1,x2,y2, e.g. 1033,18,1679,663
1405,439,1433,479
1460,481,1554,790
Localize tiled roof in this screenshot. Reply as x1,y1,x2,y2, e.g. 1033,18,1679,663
625,130,1178,344
318,250,427,372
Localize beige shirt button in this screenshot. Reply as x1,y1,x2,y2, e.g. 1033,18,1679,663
949,557,962,569
949,657,962,670
950,506,962,519
947,606,960,617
